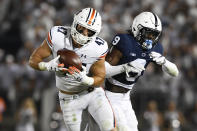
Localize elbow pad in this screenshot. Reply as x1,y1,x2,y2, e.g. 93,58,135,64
162,59,179,77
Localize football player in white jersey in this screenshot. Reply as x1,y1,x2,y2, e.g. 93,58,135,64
29,8,116,131
103,12,179,131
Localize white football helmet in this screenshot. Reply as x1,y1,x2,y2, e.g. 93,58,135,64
132,12,162,50
71,8,102,45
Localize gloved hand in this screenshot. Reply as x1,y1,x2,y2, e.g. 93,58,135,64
67,66,94,86
38,55,63,71
149,52,166,65
123,60,145,74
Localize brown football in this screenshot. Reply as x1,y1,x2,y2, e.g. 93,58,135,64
57,48,82,71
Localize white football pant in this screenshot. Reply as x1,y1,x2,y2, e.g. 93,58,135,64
105,90,138,131
59,87,115,131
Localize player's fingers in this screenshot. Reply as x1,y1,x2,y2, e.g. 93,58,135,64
69,66,80,73
68,69,74,75
149,54,153,58
149,53,156,58
68,67,80,74
126,70,130,77
153,58,158,61
66,73,74,78
58,63,64,67
151,52,162,58
55,55,60,61
59,67,68,72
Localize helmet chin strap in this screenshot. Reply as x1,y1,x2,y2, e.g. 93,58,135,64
142,39,153,50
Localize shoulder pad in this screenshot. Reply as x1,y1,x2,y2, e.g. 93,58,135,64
46,26,70,49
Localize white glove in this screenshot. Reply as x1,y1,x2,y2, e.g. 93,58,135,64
123,60,145,75
67,66,94,86
149,52,166,65
38,55,61,71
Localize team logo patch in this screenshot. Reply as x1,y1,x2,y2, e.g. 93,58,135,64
141,53,146,57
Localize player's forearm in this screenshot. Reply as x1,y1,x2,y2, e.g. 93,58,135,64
105,61,124,78
162,59,179,77
92,76,105,87
29,40,52,71
87,60,106,86
77,75,104,87
29,54,43,71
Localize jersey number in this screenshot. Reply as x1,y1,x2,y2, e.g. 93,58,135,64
57,27,67,35
95,37,104,45
112,36,120,45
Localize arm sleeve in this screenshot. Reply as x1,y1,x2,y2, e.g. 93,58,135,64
162,59,179,77
105,61,125,78
154,43,179,77
105,35,126,78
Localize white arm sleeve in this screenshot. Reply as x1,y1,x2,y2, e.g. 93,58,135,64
162,59,179,77
105,61,125,78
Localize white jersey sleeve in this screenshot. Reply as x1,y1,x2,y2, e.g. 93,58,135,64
46,26,70,54
76,37,108,64
94,37,108,60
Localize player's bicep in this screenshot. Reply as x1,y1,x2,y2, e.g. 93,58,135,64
29,40,52,69
106,46,122,66
31,40,52,59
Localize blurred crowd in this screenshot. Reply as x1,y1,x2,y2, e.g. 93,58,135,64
0,0,197,131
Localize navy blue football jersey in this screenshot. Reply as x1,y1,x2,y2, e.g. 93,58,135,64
108,34,163,89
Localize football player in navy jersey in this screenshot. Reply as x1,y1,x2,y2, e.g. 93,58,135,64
104,12,179,131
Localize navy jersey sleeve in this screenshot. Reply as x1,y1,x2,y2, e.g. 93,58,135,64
152,42,164,55
111,34,130,54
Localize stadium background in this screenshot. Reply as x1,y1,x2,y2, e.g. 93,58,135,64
0,0,197,131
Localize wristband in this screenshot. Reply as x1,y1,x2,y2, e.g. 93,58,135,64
83,76,94,86
38,62,47,71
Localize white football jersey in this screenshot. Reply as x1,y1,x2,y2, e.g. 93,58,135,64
46,26,108,92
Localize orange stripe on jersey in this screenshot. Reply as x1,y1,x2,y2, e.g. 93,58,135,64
47,32,53,46
88,9,96,25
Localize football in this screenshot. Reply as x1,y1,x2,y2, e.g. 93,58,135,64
57,48,82,71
